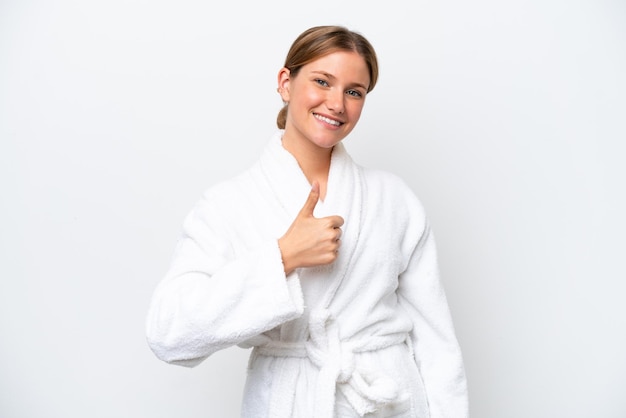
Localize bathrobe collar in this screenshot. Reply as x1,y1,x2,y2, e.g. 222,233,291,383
252,132,408,417
257,130,364,310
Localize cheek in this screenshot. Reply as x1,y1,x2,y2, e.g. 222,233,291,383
302,89,325,106
290,94,315,114
347,102,365,121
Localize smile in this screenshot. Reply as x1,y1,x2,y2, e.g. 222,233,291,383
314,113,343,126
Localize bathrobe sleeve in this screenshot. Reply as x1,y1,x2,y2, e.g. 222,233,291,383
146,188,305,367
396,197,469,418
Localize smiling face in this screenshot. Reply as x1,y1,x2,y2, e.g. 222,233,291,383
278,50,371,153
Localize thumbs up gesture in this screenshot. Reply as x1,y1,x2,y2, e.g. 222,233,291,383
278,182,344,275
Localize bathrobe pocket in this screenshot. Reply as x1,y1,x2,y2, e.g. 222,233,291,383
343,343,430,418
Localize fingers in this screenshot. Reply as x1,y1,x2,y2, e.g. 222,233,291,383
278,191,345,271
328,217,343,242
299,181,320,217
330,215,344,229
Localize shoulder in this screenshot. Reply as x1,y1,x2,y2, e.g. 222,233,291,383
195,168,258,213
361,167,412,190
360,166,426,217
180,165,259,232
359,166,430,250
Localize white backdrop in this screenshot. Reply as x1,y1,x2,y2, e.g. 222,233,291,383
1,0,625,417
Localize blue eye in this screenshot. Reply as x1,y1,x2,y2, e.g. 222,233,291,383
315,79,329,87
346,89,363,98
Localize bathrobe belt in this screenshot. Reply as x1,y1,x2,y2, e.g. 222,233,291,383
252,309,409,417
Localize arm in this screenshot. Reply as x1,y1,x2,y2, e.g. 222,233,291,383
397,222,469,418
145,193,304,367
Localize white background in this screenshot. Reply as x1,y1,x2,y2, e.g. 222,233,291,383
1,0,625,417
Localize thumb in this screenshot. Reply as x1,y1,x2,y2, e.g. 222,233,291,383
299,181,320,217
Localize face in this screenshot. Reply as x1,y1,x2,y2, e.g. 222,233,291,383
278,50,370,151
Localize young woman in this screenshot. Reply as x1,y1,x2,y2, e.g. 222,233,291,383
146,25,468,418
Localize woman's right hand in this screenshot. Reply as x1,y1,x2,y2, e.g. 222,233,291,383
278,182,344,275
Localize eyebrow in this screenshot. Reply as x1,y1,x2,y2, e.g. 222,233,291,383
310,70,369,91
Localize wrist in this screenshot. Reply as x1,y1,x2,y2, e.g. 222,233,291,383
278,237,296,275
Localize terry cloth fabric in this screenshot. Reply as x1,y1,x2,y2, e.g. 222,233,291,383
146,131,469,418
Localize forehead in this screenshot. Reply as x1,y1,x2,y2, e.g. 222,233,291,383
300,51,370,86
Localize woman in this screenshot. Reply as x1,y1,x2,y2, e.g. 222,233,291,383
146,25,468,418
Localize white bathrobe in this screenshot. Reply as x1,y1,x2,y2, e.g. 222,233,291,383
146,131,468,418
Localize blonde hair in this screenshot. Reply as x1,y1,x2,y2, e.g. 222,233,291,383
277,25,379,129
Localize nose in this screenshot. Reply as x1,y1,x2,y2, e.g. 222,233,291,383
326,89,345,115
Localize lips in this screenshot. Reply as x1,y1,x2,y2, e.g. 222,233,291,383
314,113,343,127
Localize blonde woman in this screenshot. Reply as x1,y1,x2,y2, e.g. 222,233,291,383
146,25,468,418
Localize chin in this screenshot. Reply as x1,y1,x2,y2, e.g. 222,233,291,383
312,138,343,149
311,131,350,149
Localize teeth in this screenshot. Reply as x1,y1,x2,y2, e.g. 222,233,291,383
315,114,341,126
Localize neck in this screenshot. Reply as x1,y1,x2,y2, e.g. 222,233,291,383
281,133,333,200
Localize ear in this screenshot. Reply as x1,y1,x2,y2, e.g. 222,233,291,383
277,67,291,102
